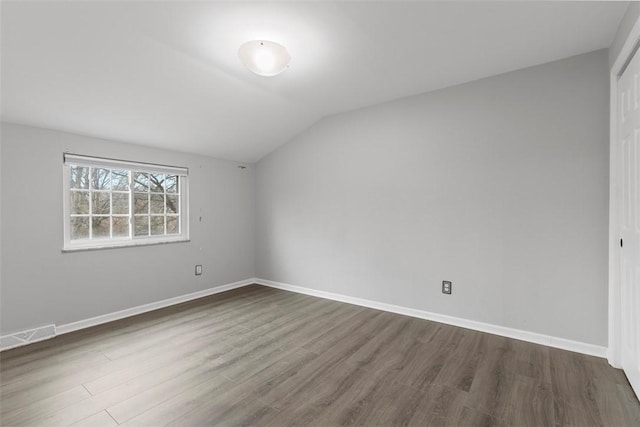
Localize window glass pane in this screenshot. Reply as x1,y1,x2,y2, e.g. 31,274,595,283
167,216,179,234
150,194,164,214
150,216,164,235
70,166,89,189
92,192,110,215
70,191,90,215
166,195,179,214
91,168,111,190
112,170,129,191
150,173,164,193
112,193,129,215
133,172,148,192
134,193,149,214
92,216,110,238
112,217,129,238
70,217,89,240
134,216,149,236
165,175,178,193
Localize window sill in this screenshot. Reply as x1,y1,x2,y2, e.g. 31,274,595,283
62,237,190,253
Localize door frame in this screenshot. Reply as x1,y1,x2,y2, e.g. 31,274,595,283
609,15,640,369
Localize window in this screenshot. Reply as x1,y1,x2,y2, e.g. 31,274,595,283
63,154,189,250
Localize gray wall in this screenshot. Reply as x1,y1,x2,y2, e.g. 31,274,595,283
0,123,255,335
256,50,610,346
610,2,640,68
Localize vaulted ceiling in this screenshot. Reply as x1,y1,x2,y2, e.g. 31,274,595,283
0,1,628,162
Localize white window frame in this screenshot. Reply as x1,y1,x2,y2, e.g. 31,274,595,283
62,153,189,251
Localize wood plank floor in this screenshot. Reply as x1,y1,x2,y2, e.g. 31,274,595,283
1,284,639,426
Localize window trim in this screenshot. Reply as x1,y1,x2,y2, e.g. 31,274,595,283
62,153,190,252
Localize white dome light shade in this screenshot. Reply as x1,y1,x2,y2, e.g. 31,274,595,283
238,40,291,77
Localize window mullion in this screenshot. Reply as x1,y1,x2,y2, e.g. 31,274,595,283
129,171,133,240
147,189,150,236
88,167,93,239
109,169,113,239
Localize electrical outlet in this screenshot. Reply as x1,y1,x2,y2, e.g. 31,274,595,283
195,265,202,276
442,281,452,295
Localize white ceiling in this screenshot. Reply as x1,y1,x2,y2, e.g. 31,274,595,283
0,1,628,163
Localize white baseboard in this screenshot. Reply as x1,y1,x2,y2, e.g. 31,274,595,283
254,278,608,358
56,278,255,335
1,276,608,359
607,348,623,369
0,278,255,352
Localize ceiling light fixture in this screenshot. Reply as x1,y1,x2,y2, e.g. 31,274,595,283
238,40,291,77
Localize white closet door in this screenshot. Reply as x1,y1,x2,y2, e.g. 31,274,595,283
619,44,640,398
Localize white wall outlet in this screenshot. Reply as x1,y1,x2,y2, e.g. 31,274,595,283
195,265,202,276
442,281,452,295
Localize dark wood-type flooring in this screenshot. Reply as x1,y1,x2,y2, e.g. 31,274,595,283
1,284,639,426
